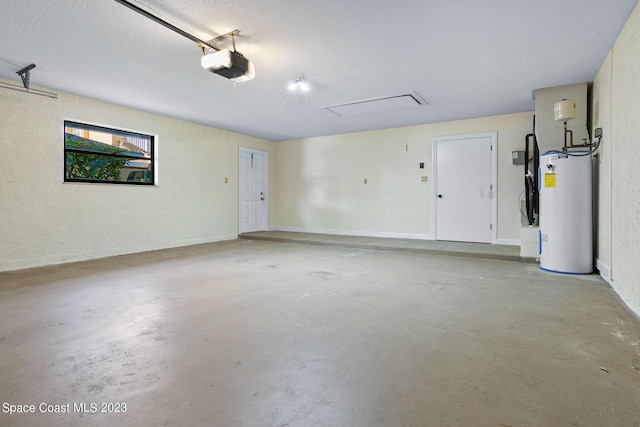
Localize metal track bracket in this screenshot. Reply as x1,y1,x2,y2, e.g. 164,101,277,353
17,63,36,89
206,29,241,50
0,63,58,98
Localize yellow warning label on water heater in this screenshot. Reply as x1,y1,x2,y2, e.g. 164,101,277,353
544,173,556,188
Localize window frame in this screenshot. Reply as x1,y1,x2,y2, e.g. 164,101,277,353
63,120,156,186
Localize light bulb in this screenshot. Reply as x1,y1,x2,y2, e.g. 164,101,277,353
288,77,310,92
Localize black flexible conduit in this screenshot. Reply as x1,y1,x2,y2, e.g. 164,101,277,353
533,127,539,219
524,133,534,226
113,0,219,50
524,115,540,226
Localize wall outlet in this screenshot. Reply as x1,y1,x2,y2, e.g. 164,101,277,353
421,176,428,182
364,178,368,184
225,177,228,183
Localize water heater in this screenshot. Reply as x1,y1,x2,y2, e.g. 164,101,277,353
539,152,592,274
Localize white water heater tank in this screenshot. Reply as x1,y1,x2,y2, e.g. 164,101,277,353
539,152,592,274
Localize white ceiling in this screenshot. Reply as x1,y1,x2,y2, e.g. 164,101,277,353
1,0,637,141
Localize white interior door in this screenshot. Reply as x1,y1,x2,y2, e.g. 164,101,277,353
239,148,268,234
433,133,495,243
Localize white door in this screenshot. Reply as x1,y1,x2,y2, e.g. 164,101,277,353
433,133,495,243
239,148,268,234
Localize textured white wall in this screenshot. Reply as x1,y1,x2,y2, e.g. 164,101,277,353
0,84,274,272
609,0,640,315
592,52,613,280
275,112,532,243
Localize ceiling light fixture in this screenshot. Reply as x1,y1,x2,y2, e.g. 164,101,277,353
288,77,310,92
113,0,255,82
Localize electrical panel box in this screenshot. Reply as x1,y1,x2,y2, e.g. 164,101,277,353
512,150,526,165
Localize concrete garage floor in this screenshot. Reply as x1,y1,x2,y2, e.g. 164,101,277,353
0,237,639,427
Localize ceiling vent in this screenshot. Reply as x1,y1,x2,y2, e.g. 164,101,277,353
324,92,428,117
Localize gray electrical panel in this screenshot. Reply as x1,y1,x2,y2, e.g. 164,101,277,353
512,150,526,165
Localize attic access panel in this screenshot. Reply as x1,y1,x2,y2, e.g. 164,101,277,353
324,93,427,117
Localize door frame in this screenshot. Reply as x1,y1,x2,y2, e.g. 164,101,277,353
238,147,269,234
432,131,498,243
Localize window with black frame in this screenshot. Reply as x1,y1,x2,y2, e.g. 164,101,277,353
64,121,154,185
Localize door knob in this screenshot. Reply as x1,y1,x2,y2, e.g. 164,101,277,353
438,194,443,198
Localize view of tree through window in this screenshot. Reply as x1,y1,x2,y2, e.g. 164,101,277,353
64,121,154,185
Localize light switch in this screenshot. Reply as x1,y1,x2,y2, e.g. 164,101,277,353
421,176,428,182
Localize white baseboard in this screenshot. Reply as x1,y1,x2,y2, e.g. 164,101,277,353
495,238,521,246
596,258,611,282
272,226,433,241
272,227,524,246
595,259,640,320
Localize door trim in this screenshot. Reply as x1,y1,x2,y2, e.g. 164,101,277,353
238,147,269,234
432,131,498,243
